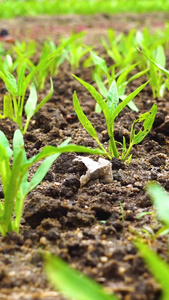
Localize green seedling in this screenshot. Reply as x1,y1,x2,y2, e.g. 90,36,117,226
34,39,67,90
73,75,157,162
135,239,169,300
44,252,119,300
12,40,36,73
0,35,81,133
34,32,87,90
101,28,138,68
63,31,90,70
0,129,105,236
13,40,36,60
138,45,167,97
88,50,148,113
136,27,169,55
0,65,53,134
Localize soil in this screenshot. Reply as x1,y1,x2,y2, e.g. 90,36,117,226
0,12,169,300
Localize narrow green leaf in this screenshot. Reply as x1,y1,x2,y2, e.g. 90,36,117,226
25,83,37,118
135,240,169,299
44,253,118,300
93,72,108,98
0,71,18,96
112,80,150,121
146,183,169,227
34,78,53,114
132,104,157,144
0,130,13,158
13,129,27,164
140,49,169,78
119,95,139,112
72,75,110,125
3,94,13,119
17,63,26,96
26,155,59,195
127,68,149,83
73,91,99,140
27,144,105,166
90,51,109,75
25,138,71,195
116,63,137,87
0,144,11,195
106,80,119,112
2,149,23,235
155,45,166,68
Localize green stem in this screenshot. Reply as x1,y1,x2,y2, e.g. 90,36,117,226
109,135,119,158
96,139,112,160
13,95,18,119
23,117,30,134
121,142,133,162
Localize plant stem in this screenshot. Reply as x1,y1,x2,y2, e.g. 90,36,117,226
96,138,112,160
109,135,119,158
121,142,133,162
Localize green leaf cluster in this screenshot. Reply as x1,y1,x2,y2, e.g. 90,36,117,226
0,66,53,134
73,75,157,162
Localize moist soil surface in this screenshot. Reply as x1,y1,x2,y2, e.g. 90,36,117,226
0,13,169,300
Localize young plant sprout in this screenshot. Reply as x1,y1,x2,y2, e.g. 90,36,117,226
87,50,148,113
139,45,166,98
101,28,137,68
0,65,53,134
62,31,90,70
73,75,157,162
0,130,105,236
139,47,169,96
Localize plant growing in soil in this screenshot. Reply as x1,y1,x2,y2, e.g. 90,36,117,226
62,31,90,70
73,75,157,162
101,28,137,68
0,129,105,236
44,252,119,300
0,65,53,134
34,39,68,90
139,46,167,97
89,50,148,113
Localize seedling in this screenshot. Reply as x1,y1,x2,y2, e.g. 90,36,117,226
101,28,137,68
0,129,105,236
62,31,90,70
73,75,157,162
44,252,119,300
88,50,148,113
34,39,67,90
139,45,166,98
0,65,53,134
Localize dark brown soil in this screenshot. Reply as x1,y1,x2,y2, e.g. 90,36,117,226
0,13,169,300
